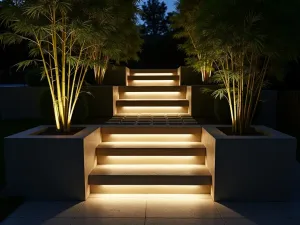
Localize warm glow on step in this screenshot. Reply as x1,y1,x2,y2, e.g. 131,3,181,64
103,142,202,146
90,185,211,194
99,156,203,165
89,194,212,202
105,134,195,142
130,80,177,86
133,73,174,76
121,92,183,99
123,92,181,95
101,142,203,147
118,106,187,114
98,164,203,169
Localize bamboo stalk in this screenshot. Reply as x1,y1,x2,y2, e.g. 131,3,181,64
61,14,67,130
51,6,65,129
68,44,84,119
35,33,61,130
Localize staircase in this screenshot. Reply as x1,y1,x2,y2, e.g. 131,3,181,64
114,68,191,115
88,68,212,198
88,127,212,196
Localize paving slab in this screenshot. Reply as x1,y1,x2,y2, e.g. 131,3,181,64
145,218,225,225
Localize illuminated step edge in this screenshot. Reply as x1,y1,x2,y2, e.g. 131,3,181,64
88,165,212,185
119,92,186,100
96,143,206,156
127,75,180,80
116,107,189,115
100,127,202,137
88,194,212,201
97,156,205,165
118,86,187,92
116,100,189,107
128,80,180,86
101,134,201,142
132,73,175,76
90,185,211,194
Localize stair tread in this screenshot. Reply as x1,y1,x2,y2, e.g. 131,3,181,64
90,165,211,176
119,86,186,92
97,142,205,149
117,99,188,102
116,100,189,107
128,75,180,80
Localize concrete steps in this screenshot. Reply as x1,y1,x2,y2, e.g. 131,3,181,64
114,68,191,115
88,126,212,195
89,165,212,185
116,100,189,107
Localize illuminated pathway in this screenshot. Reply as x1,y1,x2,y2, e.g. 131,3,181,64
3,69,300,225
88,69,213,199
113,68,191,117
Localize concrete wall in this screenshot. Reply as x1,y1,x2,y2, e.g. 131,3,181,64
191,86,278,128
0,86,114,120
202,125,297,201
85,86,114,118
103,66,126,86
4,125,100,200
0,84,279,126
0,87,46,120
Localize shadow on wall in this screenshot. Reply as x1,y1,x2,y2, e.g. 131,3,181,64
191,86,278,128
277,91,300,162
181,66,204,85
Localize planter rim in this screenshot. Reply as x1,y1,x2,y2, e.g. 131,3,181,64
202,125,296,140
5,125,99,139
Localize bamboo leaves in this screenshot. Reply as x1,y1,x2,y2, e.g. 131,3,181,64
173,0,300,134
0,0,129,132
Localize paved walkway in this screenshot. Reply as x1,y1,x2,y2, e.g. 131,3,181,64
2,122,300,225
2,194,300,225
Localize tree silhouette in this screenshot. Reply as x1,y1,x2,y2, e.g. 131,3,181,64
140,0,168,35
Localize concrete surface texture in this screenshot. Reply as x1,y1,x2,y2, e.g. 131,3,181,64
2,194,300,225
4,126,100,200
202,125,298,201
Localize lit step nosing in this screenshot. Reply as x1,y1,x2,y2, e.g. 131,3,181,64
127,75,180,81
116,100,189,107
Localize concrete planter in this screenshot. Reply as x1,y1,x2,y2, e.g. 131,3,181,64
202,125,297,201
4,125,100,200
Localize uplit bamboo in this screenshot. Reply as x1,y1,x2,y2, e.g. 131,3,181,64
0,1,95,132
213,50,270,134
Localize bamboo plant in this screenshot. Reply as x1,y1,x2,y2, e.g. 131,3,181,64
0,0,109,132
87,0,142,85
172,0,213,82
173,0,300,135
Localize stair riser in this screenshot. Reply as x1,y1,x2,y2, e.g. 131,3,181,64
101,127,202,135
96,148,206,156
128,80,180,86
118,86,187,92
101,134,201,142
97,156,206,165
116,106,189,115
129,69,178,75
90,185,211,194
116,100,189,107
101,128,201,142
119,92,186,100
89,176,212,185
128,75,180,81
